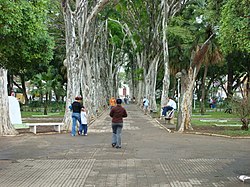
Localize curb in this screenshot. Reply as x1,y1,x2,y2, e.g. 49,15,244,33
184,131,250,139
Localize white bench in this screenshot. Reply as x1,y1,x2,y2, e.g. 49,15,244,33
25,123,64,134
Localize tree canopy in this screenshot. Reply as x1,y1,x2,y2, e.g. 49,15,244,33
0,0,54,73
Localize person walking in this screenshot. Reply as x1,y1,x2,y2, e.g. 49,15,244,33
109,97,116,109
70,96,83,136
142,96,149,115
109,98,127,149
80,107,88,136
161,97,177,116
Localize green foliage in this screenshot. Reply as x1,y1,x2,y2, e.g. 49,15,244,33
108,21,125,46
231,96,250,119
134,68,144,81
0,0,54,73
167,26,194,45
30,66,65,99
167,1,210,73
219,0,250,54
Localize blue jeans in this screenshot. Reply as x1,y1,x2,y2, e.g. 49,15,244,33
72,112,81,136
162,106,173,116
112,123,123,147
82,124,88,135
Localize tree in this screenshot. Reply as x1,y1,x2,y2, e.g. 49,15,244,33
219,0,250,55
62,0,112,130
231,96,250,130
0,0,54,135
200,26,223,114
204,0,249,101
178,34,214,132
161,0,190,109
30,66,63,115
2,0,54,104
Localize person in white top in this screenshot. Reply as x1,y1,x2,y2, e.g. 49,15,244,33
162,97,177,116
142,96,149,115
80,107,88,136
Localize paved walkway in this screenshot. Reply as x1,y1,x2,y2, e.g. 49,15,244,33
0,104,250,187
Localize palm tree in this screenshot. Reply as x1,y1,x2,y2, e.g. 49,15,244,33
200,26,223,114
30,66,62,115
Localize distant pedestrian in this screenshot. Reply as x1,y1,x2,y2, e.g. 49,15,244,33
80,107,88,136
110,98,127,149
132,96,136,103
142,96,149,115
70,96,84,136
109,97,116,109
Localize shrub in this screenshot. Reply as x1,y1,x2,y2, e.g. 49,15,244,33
231,96,250,130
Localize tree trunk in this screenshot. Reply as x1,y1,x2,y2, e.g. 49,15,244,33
227,60,234,98
160,0,190,108
44,93,48,115
145,54,160,111
241,118,249,131
62,0,110,131
0,68,18,136
178,67,197,132
7,73,13,96
161,1,170,108
177,69,188,130
178,34,214,132
20,74,29,104
200,65,208,114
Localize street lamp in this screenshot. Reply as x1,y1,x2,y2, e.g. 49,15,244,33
175,72,182,110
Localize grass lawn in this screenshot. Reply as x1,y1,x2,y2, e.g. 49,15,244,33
152,107,250,137
190,110,250,137
21,111,64,118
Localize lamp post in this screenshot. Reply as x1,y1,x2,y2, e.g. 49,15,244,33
175,72,182,110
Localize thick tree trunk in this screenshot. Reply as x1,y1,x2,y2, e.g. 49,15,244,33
145,54,160,111
0,68,18,136
160,0,187,108
178,34,213,132
62,0,110,131
161,1,170,108
178,67,197,132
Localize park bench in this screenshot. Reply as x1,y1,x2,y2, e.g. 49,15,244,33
164,109,175,125
25,123,64,134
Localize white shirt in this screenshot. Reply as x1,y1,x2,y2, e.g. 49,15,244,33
167,99,177,109
80,111,88,124
143,98,149,106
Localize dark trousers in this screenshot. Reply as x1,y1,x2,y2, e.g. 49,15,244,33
162,106,173,116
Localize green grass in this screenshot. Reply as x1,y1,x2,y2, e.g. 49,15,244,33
192,111,239,119
191,119,241,126
191,115,250,137
221,130,250,136
21,111,64,118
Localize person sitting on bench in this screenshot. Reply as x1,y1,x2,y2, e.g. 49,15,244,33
162,97,176,116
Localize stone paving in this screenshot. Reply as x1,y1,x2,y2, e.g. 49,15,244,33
0,104,250,187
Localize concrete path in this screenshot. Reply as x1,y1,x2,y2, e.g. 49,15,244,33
0,104,250,187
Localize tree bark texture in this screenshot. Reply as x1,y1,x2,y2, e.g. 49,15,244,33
178,35,213,132
161,0,190,108
0,68,18,136
62,0,110,131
